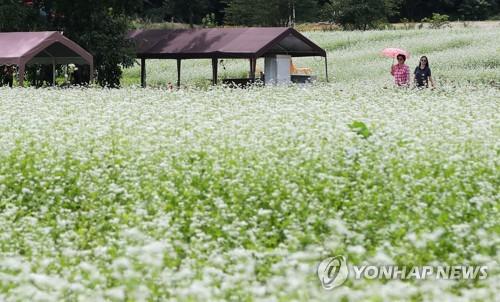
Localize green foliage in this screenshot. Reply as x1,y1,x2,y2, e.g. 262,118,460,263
163,0,209,27
0,66,4,85
83,10,136,88
422,13,450,29
0,1,137,87
202,13,217,28
141,0,226,26
349,121,372,139
0,0,45,31
49,2,136,87
394,0,499,21
321,0,400,30
223,0,260,26
458,0,498,21
224,0,318,26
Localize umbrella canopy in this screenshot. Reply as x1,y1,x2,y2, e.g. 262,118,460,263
382,48,410,59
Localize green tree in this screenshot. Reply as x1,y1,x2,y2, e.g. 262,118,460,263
224,0,318,26
0,0,45,31
140,0,210,27
224,0,262,25
398,0,499,21
422,13,450,28
47,1,137,87
293,0,320,24
163,0,209,27
321,0,400,30
458,0,498,20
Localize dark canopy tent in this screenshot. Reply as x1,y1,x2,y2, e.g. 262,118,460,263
127,27,328,87
0,32,93,86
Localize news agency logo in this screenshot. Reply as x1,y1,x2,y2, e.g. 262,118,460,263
317,256,488,290
317,256,349,290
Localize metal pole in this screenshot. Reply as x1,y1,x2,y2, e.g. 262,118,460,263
52,58,56,86
141,58,146,88
212,58,218,85
18,64,25,87
177,59,181,88
249,58,253,79
249,58,256,80
324,56,329,83
89,62,94,84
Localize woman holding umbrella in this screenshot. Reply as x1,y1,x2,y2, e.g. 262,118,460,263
390,54,410,87
382,48,410,87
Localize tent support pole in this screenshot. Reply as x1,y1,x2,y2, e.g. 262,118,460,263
253,58,257,80
141,58,146,88
42,49,57,87
18,64,25,87
249,58,256,80
249,59,252,79
52,58,56,86
324,56,329,83
177,59,181,88
89,63,94,84
212,58,218,85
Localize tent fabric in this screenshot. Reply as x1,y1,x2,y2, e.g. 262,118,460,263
0,31,93,85
0,31,93,66
127,27,326,59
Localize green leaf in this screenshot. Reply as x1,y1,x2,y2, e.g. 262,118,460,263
349,121,372,139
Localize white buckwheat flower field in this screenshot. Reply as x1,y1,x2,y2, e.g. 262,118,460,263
1,27,499,301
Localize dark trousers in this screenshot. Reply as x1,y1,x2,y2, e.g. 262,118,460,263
4,77,13,88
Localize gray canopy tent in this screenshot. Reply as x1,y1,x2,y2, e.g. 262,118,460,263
127,27,328,87
0,31,93,86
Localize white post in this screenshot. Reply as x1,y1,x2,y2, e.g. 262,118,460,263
264,55,291,85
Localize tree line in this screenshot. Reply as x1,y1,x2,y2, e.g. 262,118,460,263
2,0,498,31
142,0,499,27
0,0,498,87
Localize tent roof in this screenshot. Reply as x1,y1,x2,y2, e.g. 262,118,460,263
127,27,326,59
0,31,93,66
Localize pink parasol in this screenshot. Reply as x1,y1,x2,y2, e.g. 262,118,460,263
382,48,410,59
